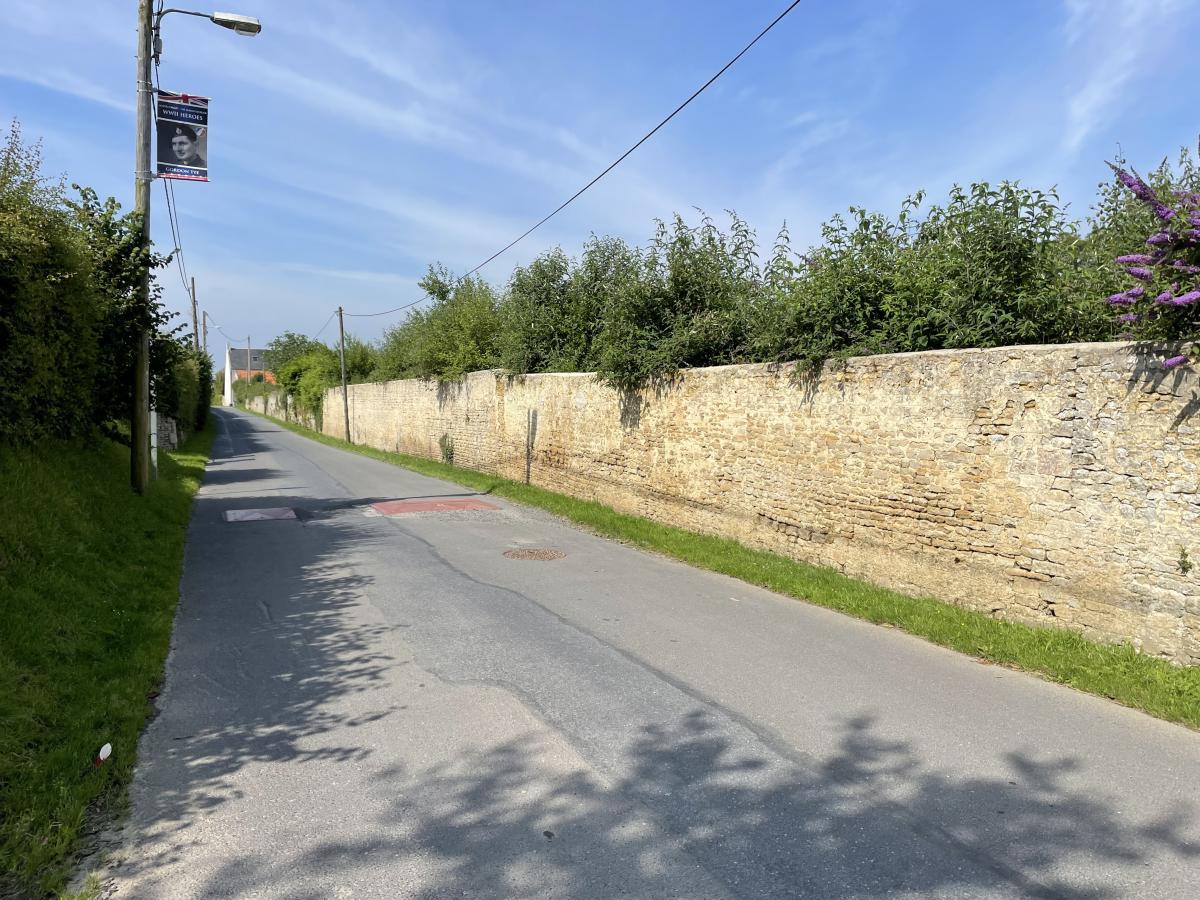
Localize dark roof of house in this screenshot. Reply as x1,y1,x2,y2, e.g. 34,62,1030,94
228,348,269,370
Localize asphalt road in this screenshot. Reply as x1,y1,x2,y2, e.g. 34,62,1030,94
105,407,1200,899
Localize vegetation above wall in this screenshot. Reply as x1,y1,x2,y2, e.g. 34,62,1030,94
270,141,1198,401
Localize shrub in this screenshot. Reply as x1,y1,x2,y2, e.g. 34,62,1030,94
0,121,188,443
591,214,758,390
1099,146,1200,369
275,347,340,426
0,124,99,441
374,266,500,380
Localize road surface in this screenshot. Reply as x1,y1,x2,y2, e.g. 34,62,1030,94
105,407,1200,898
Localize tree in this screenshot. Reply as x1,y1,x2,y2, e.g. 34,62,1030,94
70,185,186,431
263,331,327,375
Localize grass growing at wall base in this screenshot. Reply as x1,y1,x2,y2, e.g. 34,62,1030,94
0,425,214,897
255,412,1200,731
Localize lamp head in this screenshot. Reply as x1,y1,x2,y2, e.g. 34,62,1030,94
210,12,261,35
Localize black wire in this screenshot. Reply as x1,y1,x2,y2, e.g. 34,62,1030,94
217,325,248,346
340,0,803,323
459,0,803,280
312,310,338,340
343,298,426,318
151,58,192,296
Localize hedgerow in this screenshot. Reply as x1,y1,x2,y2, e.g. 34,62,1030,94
0,122,209,443
271,141,1197,396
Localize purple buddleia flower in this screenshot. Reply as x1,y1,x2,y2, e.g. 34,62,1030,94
1126,266,1153,281
1109,163,1157,203
1146,231,1174,246
1185,229,1200,242
1189,210,1200,226
1177,191,1200,205
1154,290,1175,304
1106,287,1144,304
1162,355,1190,370
1115,253,1154,264
1174,290,1200,305
1153,202,1178,221
1116,313,1139,322
1170,261,1200,274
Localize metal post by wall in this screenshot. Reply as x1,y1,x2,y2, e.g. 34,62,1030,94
150,408,159,478
525,409,537,485
131,0,154,494
337,306,351,443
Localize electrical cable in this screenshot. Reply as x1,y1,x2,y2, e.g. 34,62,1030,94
151,57,193,297
337,0,802,324
459,0,803,280
217,325,246,345
342,298,425,318
312,309,338,340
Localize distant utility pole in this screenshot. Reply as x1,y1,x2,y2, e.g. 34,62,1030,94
202,310,209,355
190,277,200,352
337,306,351,443
246,335,252,404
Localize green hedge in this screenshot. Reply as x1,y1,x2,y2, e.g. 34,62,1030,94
0,122,209,443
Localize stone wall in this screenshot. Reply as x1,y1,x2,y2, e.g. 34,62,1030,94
243,391,317,431
155,413,182,452
324,343,1199,664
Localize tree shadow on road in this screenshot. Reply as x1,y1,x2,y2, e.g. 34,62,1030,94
193,710,1198,898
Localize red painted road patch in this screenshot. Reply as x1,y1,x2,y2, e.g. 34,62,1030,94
372,497,500,515
223,507,297,522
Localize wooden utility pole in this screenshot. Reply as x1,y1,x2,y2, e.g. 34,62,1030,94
190,277,200,352
131,0,154,494
337,306,351,443
202,310,209,354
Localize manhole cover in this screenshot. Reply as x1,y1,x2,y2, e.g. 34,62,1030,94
503,548,565,561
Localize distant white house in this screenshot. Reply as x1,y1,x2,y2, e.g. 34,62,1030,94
223,346,273,406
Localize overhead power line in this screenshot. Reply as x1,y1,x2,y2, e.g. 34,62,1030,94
459,0,804,280
312,309,339,339
343,298,425,319
334,0,803,327
151,57,193,298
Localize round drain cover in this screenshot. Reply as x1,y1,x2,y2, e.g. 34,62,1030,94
503,548,565,561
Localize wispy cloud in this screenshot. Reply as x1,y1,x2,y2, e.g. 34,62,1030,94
0,67,129,113
277,262,421,287
1060,0,1182,156
762,118,854,189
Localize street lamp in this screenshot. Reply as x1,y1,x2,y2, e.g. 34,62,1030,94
152,8,262,61
132,2,261,493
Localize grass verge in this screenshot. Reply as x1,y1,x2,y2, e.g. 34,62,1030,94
256,410,1200,730
0,425,214,897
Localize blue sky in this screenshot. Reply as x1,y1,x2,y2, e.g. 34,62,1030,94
2,0,1198,348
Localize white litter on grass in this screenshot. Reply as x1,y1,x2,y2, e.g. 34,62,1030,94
223,508,297,523
98,743,112,761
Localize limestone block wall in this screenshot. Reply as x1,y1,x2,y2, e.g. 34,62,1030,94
324,343,1199,664
243,391,317,431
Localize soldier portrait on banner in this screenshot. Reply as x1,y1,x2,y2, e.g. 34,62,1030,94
156,91,209,181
